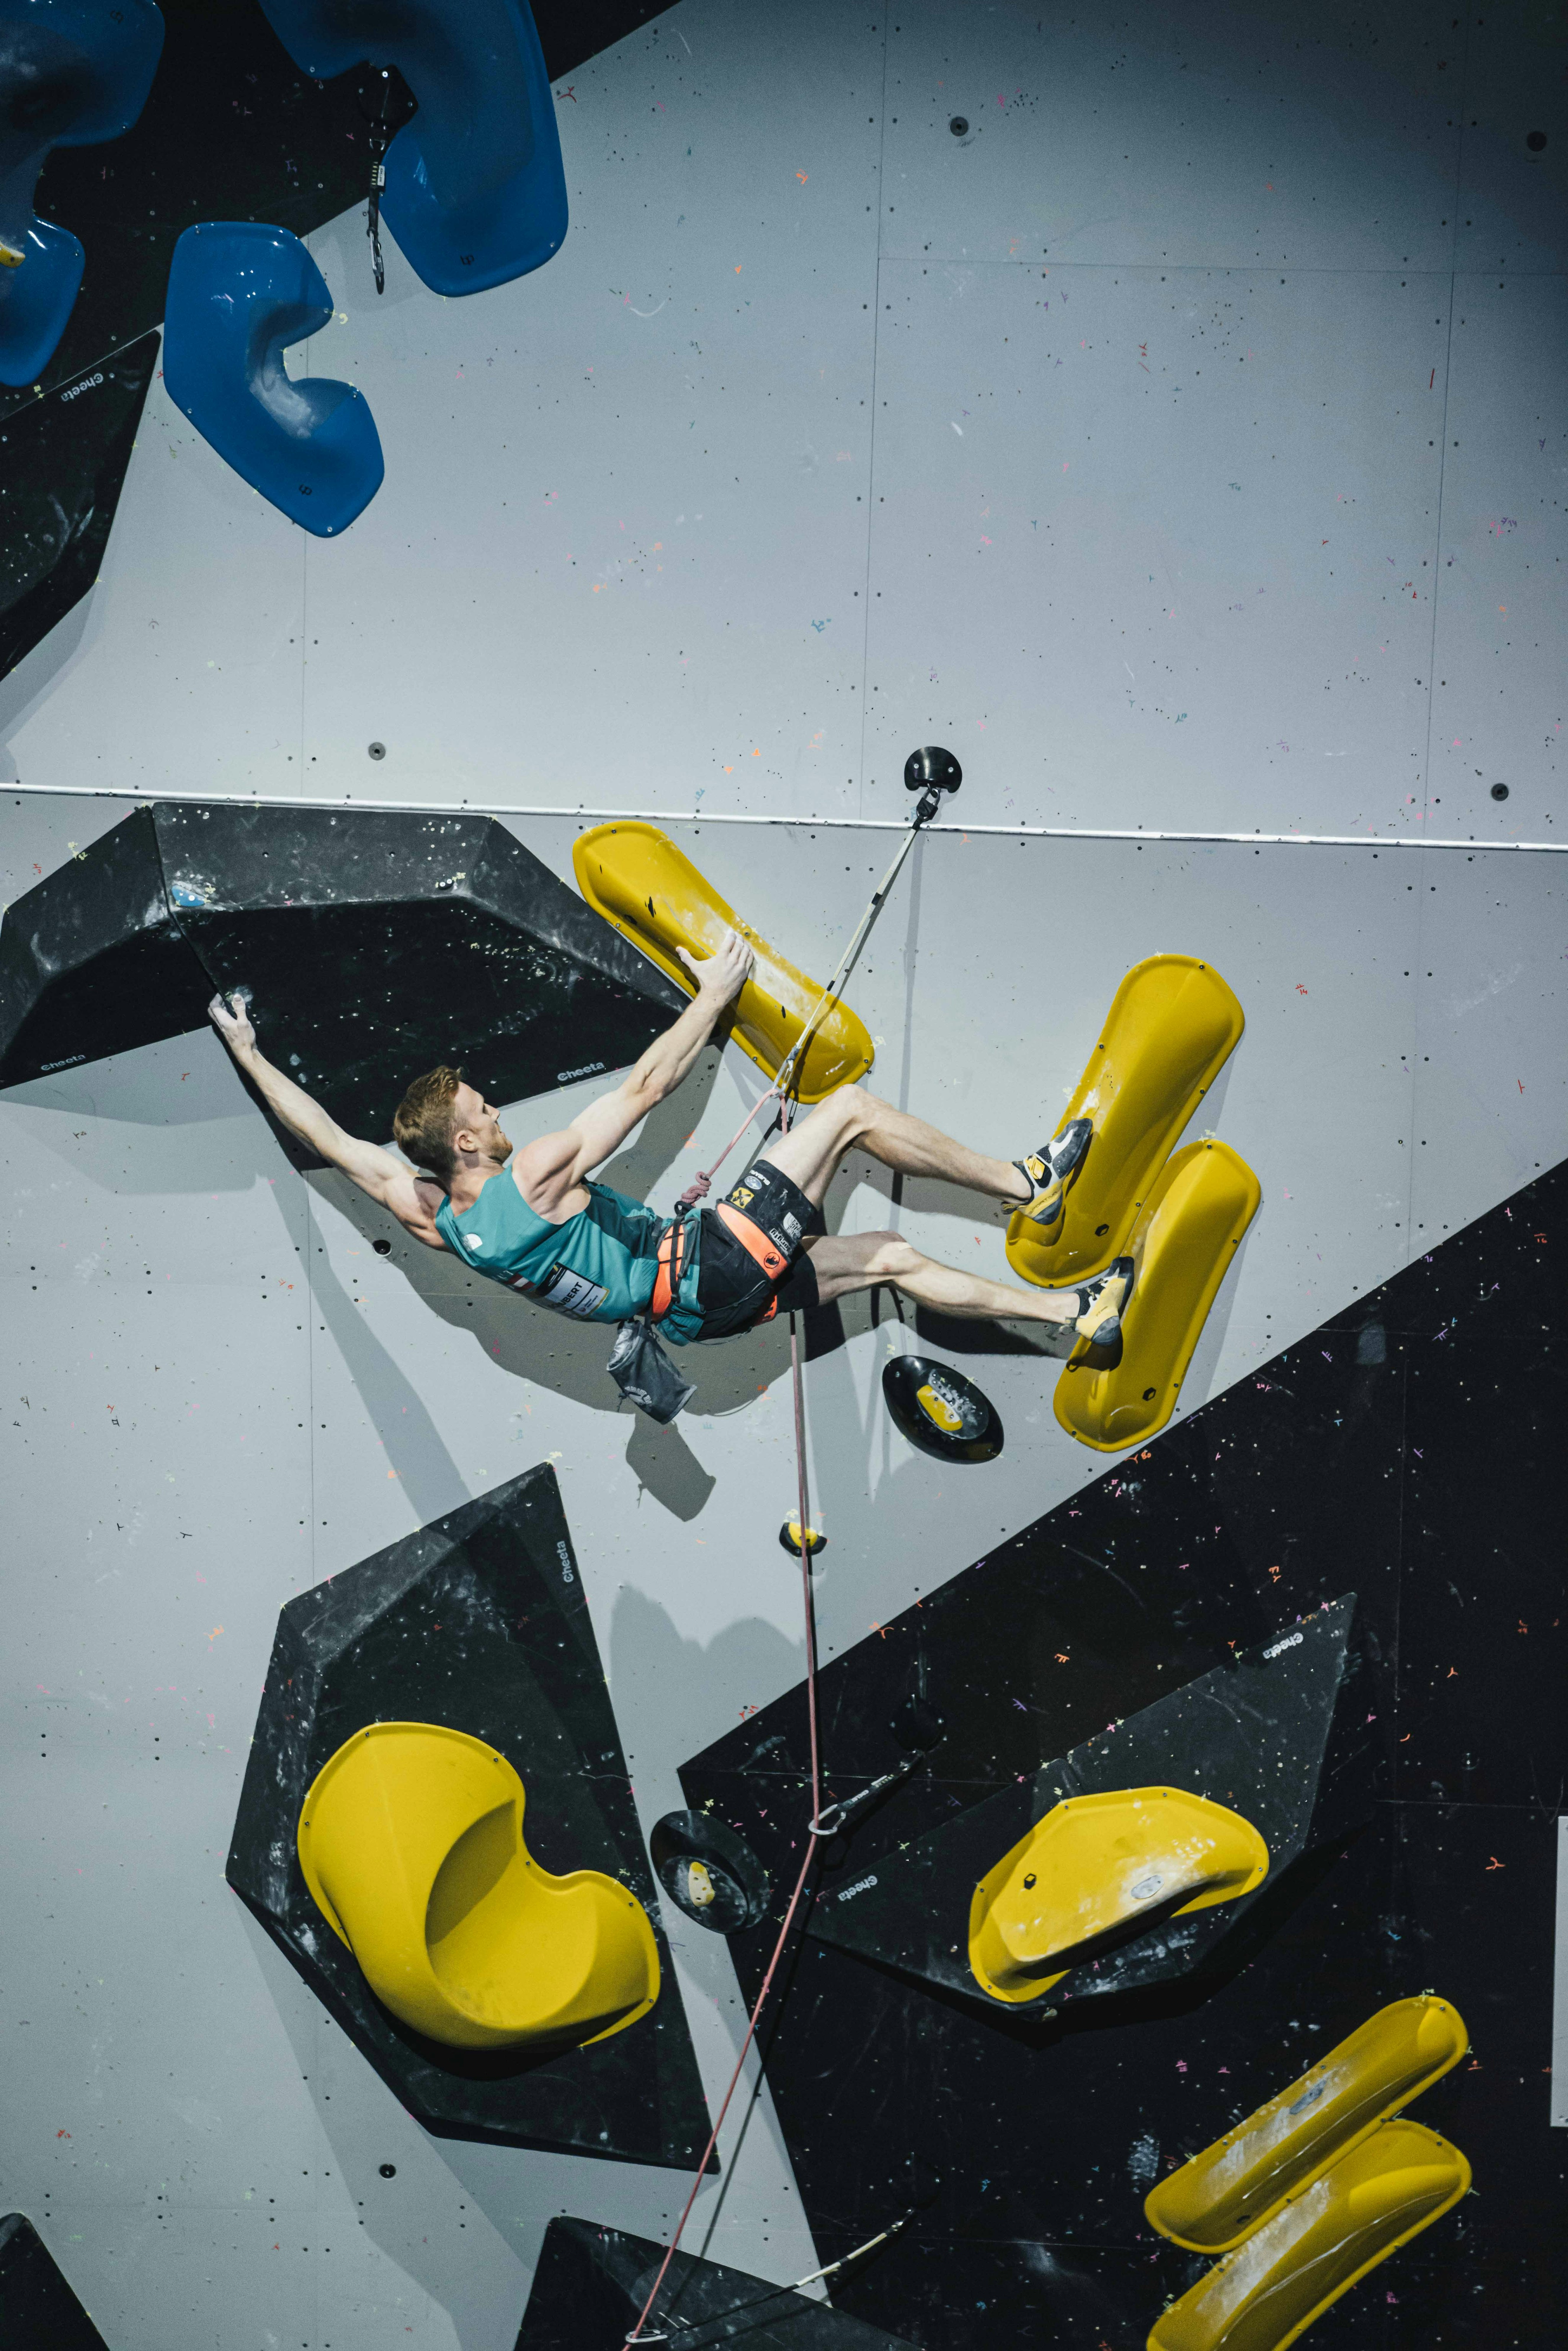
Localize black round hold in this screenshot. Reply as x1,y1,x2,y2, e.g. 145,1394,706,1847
949,115,969,137
368,741,387,761
882,1353,1003,1464
379,2163,397,2178
1526,130,1547,152
1490,781,1510,801
373,1237,393,1256
891,1691,944,1752
650,1810,771,1935
903,745,962,795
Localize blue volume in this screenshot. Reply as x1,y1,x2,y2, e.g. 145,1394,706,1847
0,0,165,386
162,223,384,538
256,0,567,297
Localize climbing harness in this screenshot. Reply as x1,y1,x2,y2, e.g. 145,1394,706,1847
622,756,959,2347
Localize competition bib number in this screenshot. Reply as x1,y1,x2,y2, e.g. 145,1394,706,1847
511,1260,609,1320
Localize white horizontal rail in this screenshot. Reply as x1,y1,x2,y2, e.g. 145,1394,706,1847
3,779,1561,853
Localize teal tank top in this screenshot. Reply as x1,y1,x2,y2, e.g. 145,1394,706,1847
433,1171,705,1343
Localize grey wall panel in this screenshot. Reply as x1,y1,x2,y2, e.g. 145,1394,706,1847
1407,850,1568,1241
1429,273,1568,840
287,0,884,823
7,3,1554,847
1456,10,1568,275
0,384,308,802
880,0,1462,273
861,257,1449,837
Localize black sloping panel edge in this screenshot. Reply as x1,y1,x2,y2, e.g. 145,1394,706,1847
0,332,160,680
801,1597,1361,2014
0,804,685,1171
515,2217,919,2349
225,1464,714,2166
0,2215,111,2351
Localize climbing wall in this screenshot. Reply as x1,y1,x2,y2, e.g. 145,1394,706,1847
2,2,1565,2349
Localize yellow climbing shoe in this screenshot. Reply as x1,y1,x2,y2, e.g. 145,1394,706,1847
1074,1256,1134,1346
1012,1118,1091,1226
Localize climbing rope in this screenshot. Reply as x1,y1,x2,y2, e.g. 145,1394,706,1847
625,758,959,2345
623,1270,823,2348
673,771,951,1212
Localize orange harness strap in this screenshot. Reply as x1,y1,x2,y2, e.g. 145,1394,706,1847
651,1215,691,1322
715,1201,788,1279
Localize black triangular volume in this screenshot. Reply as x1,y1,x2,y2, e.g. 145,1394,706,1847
0,2214,109,2351
225,1465,712,2166
0,805,684,1164
514,2217,919,2349
0,331,159,677
804,1598,1359,2012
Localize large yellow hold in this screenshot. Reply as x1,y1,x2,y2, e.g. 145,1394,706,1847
1148,2118,1471,2351
1145,1995,1469,2254
1008,954,1244,1288
573,820,874,1102
1055,1139,1261,1454
297,1722,660,2051
968,1785,1269,2004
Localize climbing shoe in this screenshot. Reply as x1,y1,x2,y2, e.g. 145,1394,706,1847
1012,1118,1091,1225
1073,1257,1134,1348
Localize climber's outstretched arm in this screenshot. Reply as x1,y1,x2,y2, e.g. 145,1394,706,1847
207,993,446,1248
514,928,755,1216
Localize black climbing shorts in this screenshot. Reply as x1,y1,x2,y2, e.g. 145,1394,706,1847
692,1158,826,1341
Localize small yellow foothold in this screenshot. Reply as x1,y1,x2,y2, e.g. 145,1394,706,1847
684,1860,716,1908
916,1382,964,1434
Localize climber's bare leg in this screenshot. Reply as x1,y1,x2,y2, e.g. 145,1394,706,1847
760,1084,1025,1210
802,1230,1080,1325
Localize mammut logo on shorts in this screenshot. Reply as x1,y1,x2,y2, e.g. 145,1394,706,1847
557,1060,605,1083
837,1874,878,1903
1263,1630,1304,1660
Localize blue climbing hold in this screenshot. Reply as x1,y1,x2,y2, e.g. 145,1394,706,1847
256,0,566,297
162,223,385,537
0,0,165,387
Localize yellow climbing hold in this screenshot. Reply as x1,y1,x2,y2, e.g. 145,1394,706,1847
969,1785,1269,2004
573,820,874,1101
297,1720,659,2051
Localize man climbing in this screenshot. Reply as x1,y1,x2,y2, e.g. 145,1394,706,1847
207,926,1130,1370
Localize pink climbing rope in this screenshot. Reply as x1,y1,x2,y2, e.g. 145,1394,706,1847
622,1309,824,2348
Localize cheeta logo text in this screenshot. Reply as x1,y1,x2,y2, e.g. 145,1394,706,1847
557,1060,605,1083
555,1539,575,1585
61,372,104,402
1263,1630,1304,1660
42,1053,87,1070
837,1874,879,1903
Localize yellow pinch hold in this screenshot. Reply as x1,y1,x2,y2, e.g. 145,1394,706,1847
297,1721,659,2052
1147,2118,1472,2351
916,1382,965,1434
1055,1139,1261,1456
1146,1994,1469,2255
1008,954,1244,1288
968,1785,1269,2005
572,820,874,1103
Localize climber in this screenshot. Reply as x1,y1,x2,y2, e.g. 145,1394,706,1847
206,930,1130,1353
